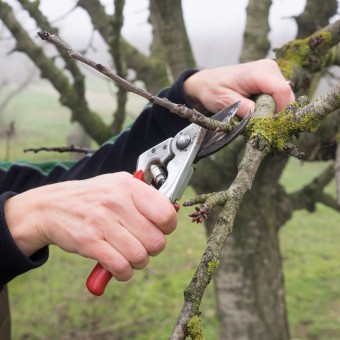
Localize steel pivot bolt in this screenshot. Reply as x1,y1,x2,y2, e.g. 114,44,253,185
176,134,191,150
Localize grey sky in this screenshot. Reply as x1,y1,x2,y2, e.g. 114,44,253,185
2,0,339,81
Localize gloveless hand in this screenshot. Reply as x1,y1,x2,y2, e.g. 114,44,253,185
5,172,177,281
184,59,295,117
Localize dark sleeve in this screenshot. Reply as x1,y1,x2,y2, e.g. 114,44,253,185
0,69,198,287
0,192,49,289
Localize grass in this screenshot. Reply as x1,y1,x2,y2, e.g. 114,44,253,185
1,83,340,339
279,159,340,340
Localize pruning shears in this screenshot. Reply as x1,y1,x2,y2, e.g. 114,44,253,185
86,101,252,296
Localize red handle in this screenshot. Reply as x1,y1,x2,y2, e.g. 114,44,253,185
86,170,147,296
86,170,179,295
86,263,113,296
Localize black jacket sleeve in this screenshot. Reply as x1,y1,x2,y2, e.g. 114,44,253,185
0,69,198,288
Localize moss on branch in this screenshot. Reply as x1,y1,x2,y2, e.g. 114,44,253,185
187,315,204,340
245,97,321,151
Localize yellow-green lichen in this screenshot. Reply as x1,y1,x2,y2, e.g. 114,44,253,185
187,315,204,340
275,31,333,80
207,259,220,273
245,103,321,151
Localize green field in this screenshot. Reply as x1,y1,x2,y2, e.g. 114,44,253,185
1,83,340,339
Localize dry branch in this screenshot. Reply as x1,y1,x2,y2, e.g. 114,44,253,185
289,163,339,212
24,145,94,154
37,30,232,133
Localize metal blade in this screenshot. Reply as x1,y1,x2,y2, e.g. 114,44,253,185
197,101,240,152
195,107,253,161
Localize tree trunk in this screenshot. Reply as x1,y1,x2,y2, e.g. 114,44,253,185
149,0,195,80
239,0,272,63
213,156,291,339
204,1,339,339
197,0,289,338
296,0,337,39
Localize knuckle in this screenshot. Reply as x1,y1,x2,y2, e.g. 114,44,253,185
74,226,98,250
147,233,166,256
155,203,178,234
129,247,149,268
112,257,133,280
114,269,133,282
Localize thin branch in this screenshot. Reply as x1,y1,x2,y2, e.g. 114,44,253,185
295,82,340,120
289,163,337,212
37,30,232,133
0,68,36,113
319,192,340,211
24,145,94,154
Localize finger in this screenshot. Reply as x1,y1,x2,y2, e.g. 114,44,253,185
116,209,167,256
130,179,178,235
271,81,295,112
84,240,134,281
103,222,150,270
241,74,295,113
213,90,256,118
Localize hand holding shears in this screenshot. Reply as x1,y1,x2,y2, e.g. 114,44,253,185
86,102,252,296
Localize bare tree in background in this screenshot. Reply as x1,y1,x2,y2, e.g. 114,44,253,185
0,69,36,160
0,1,339,339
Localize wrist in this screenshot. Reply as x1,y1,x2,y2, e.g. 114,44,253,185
183,72,210,115
4,191,48,257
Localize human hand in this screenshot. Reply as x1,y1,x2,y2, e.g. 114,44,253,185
184,59,295,117
5,172,177,281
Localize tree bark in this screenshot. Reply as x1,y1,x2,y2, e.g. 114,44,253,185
77,0,170,93
149,0,195,80
198,3,340,339
239,0,272,63
206,0,287,338
213,155,290,340
296,0,337,39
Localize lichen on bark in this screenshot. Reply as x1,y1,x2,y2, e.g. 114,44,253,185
245,98,321,151
187,315,204,340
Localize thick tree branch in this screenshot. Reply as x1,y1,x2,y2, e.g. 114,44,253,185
289,163,338,212
18,0,86,106
111,0,128,135
0,1,111,143
171,143,268,339
77,0,169,93
275,19,340,94
172,81,340,337
170,95,273,339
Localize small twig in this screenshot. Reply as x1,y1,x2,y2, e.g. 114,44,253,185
37,30,231,132
184,191,229,223
24,145,94,154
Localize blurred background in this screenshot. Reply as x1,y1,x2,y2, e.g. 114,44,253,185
0,1,339,339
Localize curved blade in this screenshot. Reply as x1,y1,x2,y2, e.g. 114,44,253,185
195,107,253,161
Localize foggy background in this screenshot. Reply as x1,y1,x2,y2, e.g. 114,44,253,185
0,0,321,83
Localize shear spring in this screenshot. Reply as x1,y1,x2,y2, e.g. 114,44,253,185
150,164,167,188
